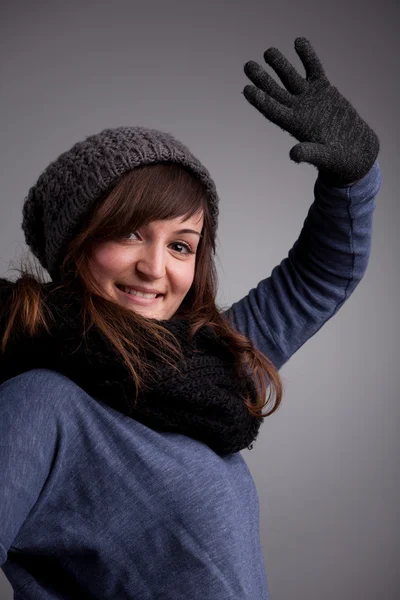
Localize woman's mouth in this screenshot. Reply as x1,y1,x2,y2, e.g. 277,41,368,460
115,284,163,305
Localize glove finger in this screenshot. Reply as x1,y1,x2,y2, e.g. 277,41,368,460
244,61,293,107
263,47,306,95
294,37,328,82
289,142,336,168
243,85,294,130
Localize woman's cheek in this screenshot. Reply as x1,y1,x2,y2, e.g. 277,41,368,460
92,242,130,274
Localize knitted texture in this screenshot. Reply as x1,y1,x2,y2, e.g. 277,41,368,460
243,37,380,186
21,127,220,279
0,282,263,455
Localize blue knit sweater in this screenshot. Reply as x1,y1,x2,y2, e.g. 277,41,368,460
0,162,382,599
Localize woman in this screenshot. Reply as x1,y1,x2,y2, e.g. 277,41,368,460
0,38,381,599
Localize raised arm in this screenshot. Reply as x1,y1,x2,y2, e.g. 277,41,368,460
223,37,381,370
223,160,382,370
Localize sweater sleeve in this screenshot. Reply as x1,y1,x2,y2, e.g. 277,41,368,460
0,371,60,566
222,160,382,371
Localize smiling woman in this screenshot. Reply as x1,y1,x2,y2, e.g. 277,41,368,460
0,34,382,599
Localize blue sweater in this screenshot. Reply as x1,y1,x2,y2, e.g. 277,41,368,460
0,162,382,599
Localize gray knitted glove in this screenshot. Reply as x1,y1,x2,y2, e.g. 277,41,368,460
243,37,379,186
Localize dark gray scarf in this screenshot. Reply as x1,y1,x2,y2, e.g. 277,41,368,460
0,281,263,455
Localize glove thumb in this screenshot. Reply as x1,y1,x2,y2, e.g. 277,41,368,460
289,142,336,169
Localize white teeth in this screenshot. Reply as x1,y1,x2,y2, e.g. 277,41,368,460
123,286,157,299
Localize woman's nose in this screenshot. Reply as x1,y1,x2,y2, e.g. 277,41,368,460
135,244,166,279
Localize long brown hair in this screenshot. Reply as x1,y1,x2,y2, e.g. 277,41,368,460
2,163,284,417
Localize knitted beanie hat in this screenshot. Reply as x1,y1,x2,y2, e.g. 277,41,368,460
22,126,220,280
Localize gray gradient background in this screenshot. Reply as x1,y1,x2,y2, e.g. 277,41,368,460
0,1,398,598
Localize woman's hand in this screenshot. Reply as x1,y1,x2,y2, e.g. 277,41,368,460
243,37,379,186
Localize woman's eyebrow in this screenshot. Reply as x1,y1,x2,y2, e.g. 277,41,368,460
174,229,201,236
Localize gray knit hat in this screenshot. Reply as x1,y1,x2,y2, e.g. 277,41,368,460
22,126,220,279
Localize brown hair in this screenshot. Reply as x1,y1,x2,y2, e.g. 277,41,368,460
2,163,283,417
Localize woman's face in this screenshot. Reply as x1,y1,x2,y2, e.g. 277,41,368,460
89,211,204,320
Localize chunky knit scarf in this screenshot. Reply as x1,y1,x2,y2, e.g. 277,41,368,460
0,281,264,455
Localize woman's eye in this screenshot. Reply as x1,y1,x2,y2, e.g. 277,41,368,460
171,242,193,255
124,232,193,255
125,232,140,241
